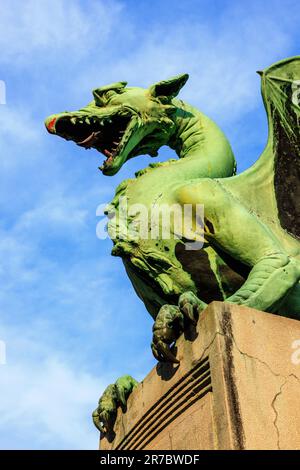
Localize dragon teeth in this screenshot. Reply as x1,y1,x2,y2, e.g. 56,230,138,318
104,149,112,157
71,117,76,124
85,117,91,124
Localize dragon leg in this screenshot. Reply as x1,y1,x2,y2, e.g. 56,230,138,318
177,179,300,311
226,253,300,313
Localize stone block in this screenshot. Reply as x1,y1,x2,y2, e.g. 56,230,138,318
100,302,300,450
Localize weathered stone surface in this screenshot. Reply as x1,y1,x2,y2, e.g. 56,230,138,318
100,302,300,450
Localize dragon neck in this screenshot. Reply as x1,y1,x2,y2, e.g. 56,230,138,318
148,99,237,180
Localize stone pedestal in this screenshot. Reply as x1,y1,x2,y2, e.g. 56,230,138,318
100,302,300,450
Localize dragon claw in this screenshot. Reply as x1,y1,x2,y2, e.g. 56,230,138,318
92,375,138,434
115,375,138,409
178,291,207,323
151,304,183,364
92,405,110,433
151,292,207,363
151,338,180,363
151,341,161,362
92,409,106,433
181,302,196,324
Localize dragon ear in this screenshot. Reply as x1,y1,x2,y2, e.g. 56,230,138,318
93,81,127,106
149,74,189,99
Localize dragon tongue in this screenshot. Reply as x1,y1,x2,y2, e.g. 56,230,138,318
77,131,101,148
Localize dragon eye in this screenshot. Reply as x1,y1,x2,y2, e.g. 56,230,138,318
157,95,170,104
105,90,117,99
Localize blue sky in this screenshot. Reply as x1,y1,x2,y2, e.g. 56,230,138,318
0,0,299,449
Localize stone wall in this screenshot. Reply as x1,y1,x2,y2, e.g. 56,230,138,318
100,302,300,450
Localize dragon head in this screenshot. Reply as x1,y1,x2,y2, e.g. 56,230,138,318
45,74,188,175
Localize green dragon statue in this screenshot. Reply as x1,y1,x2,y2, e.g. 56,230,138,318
45,56,300,434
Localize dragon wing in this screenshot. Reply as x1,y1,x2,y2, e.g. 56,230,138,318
261,56,300,239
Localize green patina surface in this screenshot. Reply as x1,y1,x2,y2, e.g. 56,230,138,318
46,56,300,433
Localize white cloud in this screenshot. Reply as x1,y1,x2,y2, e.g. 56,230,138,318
75,1,298,124
15,192,89,235
0,347,103,449
0,229,38,287
0,106,40,142
0,0,123,65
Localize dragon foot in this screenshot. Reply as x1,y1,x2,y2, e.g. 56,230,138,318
92,375,138,434
151,291,207,363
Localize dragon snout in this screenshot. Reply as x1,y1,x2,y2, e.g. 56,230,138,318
45,115,57,134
